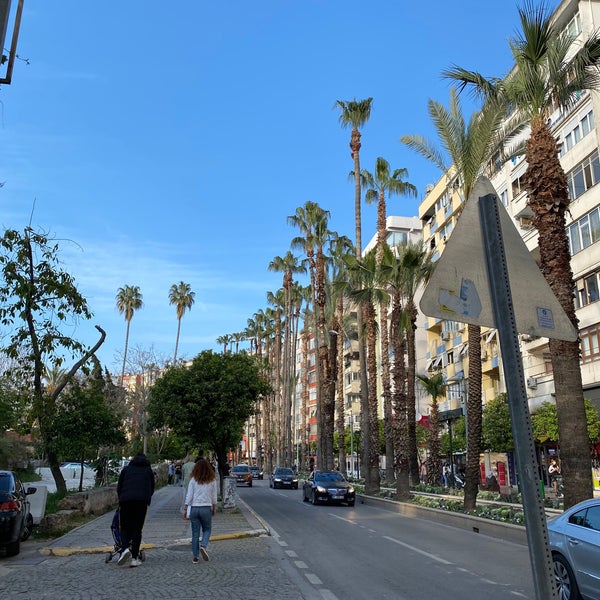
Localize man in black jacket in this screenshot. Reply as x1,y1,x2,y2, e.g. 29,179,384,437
117,453,155,567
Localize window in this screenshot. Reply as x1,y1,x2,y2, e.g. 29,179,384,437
568,205,600,254
567,152,600,201
581,324,600,363
512,173,526,197
387,231,408,247
499,189,508,207
576,272,600,308
562,12,582,43
559,110,595,157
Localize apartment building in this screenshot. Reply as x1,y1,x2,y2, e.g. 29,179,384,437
419,0,600,414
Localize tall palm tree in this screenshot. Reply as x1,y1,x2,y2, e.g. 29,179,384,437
288,201,332,468
345,248,389,495
444,1,600,507
168,281,195,364
401,87,510,510
360,157,417,481
336,96,373,487
116,285,143,385
417,372,446,487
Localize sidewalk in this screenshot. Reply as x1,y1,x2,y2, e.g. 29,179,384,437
41,482,268,556
0,484,312,600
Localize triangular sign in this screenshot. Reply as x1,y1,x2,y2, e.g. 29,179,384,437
419,176,577,341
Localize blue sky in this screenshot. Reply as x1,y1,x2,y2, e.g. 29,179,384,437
1,1,549,372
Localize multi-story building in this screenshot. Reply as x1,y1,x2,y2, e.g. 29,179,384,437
419,0,600,428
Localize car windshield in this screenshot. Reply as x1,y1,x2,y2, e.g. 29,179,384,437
316,472,345,482
275,468,293,476
233,466,249,472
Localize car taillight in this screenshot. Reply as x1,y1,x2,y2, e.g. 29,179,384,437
0,499,20,512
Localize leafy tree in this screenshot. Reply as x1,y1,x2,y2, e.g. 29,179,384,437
482,393,514,452
441,416,466,456
50,361,126,490
417,372,445,487
444,1,600,508
0,228,106,492
532,399,600,446
148,350,270,487
116,285,143,384
168,281,195,364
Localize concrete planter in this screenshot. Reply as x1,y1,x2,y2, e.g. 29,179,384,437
358,494,527,545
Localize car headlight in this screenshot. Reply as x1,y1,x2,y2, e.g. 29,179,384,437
292,478,298,483
274,478,282,482
316,485,326,493
348,486,354,493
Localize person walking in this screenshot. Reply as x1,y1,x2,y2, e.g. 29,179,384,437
183,458,217,563
182,455,196,490
117,452,155,567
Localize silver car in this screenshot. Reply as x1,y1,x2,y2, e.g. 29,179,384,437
548,498,600,600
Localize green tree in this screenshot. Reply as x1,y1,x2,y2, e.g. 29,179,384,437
531,399,600,446
482,393,514,452
168,281,195,364
116,285,143,385
148,350,270,489
444,1,600,508
0,228,106,493
50,361,126,491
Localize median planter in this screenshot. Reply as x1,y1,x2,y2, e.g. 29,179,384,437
358,494,527,545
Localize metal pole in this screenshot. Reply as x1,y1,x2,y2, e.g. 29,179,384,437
479,194,557,600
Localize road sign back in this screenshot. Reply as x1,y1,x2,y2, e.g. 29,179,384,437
419,176,577,341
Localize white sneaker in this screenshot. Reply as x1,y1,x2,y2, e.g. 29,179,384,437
200,546,209,561
117,548,131,566
130,557,142,567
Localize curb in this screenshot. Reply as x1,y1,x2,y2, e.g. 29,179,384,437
40,528,267,557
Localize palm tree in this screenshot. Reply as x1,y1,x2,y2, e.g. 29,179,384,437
345,248,389,495
444,1,600,507
116,285,143,385
401,87,510,510
417,372,446,487
168,281,195,364
336,96,373,488
360,157,417,481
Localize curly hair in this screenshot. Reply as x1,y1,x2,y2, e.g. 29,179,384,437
191,458,216,484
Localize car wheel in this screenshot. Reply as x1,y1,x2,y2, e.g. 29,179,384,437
553,554,581,600
248,481,252,487
21,514,34,541
347,501,355,507
294,484,298,490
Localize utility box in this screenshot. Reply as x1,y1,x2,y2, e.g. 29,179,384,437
222,476,238,509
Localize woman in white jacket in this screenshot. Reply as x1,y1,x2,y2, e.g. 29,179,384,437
183,459,217,562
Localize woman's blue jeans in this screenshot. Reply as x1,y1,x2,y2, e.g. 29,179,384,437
190,506,212,557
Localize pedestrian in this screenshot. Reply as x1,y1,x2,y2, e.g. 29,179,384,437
116,452,155,567
183,458,218,563
182,455,196,489
419,463,427,485
549,457,561,495
175,462,183,486
168,461,174,485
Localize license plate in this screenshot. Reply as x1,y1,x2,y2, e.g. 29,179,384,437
333,495,344,500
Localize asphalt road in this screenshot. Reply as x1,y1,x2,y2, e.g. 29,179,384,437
239,479,535,600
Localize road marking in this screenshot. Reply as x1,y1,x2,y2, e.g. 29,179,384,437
295,561,308,569
285,550,298,558
383,536,453,565
319,590,340,599
305,573,322,585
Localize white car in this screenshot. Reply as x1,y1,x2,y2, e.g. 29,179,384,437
548,497,600,599
60,462,94,470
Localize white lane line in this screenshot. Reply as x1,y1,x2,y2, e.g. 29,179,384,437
295,561,309,569
285,550,298,558
305,573,323,585
319,590,340,599
383,536,453,565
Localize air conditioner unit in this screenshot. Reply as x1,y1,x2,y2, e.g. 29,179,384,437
441,332,450,341
527,377,538,389
518,216,534,229
481,351,488,360
520,334,533,343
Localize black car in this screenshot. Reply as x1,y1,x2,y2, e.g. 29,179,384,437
269,467,298,489
250,466,263,480
230,464,253,487
303,470,355,506
0,470,36,556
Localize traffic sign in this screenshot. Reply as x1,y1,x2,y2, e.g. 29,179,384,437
420,176,577,341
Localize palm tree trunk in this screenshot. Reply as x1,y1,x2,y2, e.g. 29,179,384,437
365,300,381,494
173,317,181,363
120,320,131,385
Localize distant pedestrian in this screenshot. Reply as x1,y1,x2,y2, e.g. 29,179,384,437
549,458,561,495
183,458,217,563
168,462,174,485
117,452,155,567
182,455,196,489
419,463,427,485
175,463,183,486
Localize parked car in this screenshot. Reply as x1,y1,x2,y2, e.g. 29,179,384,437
60,462,94,470
230,464,253,487
303,470,355,506
0,470,36,557
548,497,600,600
269,467,298,489
250,466,263,480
